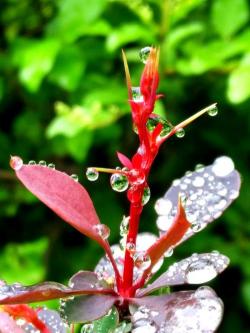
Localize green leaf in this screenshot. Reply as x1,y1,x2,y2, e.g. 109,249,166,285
227,53,250,104
93,307,119,333
211,0,249,38
11,38,60,92
46,0,108,42
0,238,48,284
49,46,85,91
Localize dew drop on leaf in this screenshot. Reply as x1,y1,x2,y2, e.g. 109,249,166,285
70,174,78,182
48,163,55,169
10,156,23,171
38,160,47,166
139,46,152,64
211,156,235,177
86,167,99,181
110,173,129,192
93,224,110,240
175,128,185,138
132,87,144,102
28,160,36,165
133,252,151,270
142,186,150,205
185,259,218,284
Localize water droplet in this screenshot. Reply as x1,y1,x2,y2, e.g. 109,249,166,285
48,163,55,169
212,156,234,177
28,160,36,165
208,105,218,117
142,186,150,205
10,156,23,171
81,323,94,333
229,189,239,199
126,242,136,254
93,224,110,240
39,160,47,167
134,252,151,270
120,216,130,236
70,174,78,182
155,198,172,215
192,176,205,187
119,237,126,251
164,246,174,257
139,46,152,64
132,87,144,102
175,128,185,138
86,167,99,181
185,259,217,284
195,163,205,172
110,173,129,192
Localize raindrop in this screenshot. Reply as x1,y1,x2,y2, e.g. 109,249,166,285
86,167,99,181
164,246,174,257
192,176,205,187
146,115,173,137
154,198,172,215
28,160,36,165
195,163,205,172
132,87,144,102
133,252,151,270
185,259,217,284
120,216,130,236
229,189,239,199
39,160,47,167
208,105,218,117
126,242,136,255
10,156,23,171
81,323,94,333
110,173,129,192
139,46,152,64
70,174,78,182
142,186,151,205
175,128,185,138
93,224,110,240
48,163,55,169
212,156,234,177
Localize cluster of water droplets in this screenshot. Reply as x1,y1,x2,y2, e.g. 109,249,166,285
158,287,223,333
155,156,240,245
0,280,26,301
20,309,67,333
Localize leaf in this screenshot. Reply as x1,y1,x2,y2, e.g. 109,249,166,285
93,307,119,333
11,38,60,92
0,312,24,333
14,164,108,249
46,0,108,42
155,156,241,245
137,252,229,297
227,53,250,104
117,152,133,169
62,295,117,323
0,280,115,305
211,0,249,38
132,287,223,332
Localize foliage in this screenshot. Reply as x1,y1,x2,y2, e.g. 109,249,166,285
0,0,249,331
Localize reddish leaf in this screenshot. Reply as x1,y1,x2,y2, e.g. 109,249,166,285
137,252,229,297
117,152,133,169
0,281,116,305
62,294,117,323
14,164,107,248
132,287,223,332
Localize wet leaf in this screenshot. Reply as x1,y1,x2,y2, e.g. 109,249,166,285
92,307,119,333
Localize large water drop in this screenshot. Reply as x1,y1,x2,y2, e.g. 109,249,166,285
10,156,23,171
139,46,152,64
110,173,129,192
86,167,99,181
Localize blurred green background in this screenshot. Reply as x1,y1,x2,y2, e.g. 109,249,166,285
0,0,249,331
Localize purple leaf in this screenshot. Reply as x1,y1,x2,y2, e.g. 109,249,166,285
61,294,117,323
13,162,110,249
0,312,24,333
137,252,229,297
155,156,241,245
132,287,223,332
0,280,116,305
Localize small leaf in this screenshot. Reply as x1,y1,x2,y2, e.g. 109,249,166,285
62,295,117,323
93,307,119,333
14,164,108,249
132,287,223,332
137,252,229,296
117,152,133,169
